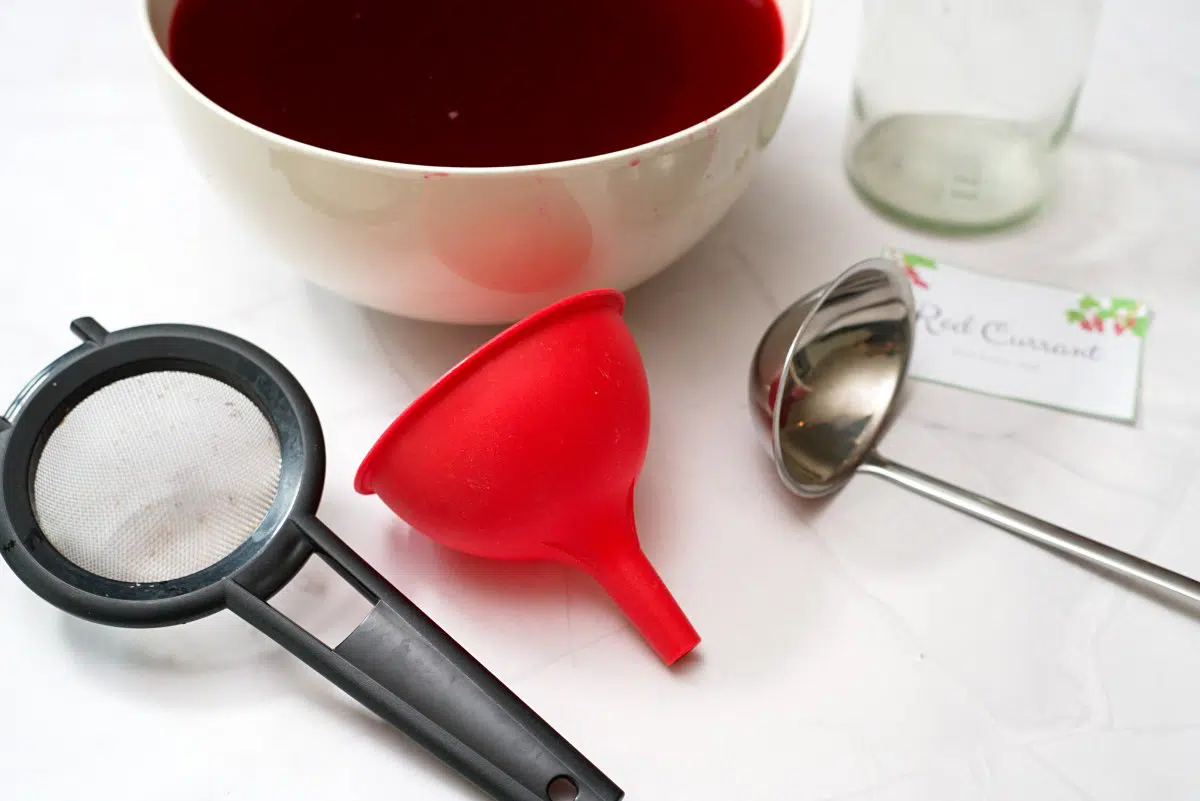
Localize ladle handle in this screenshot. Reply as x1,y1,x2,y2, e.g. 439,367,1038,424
227,515,623,801
860,452,1200,606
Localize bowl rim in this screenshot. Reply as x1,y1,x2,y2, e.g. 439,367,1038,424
140,0,814,176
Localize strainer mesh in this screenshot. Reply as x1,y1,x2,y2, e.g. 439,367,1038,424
32,371,282,583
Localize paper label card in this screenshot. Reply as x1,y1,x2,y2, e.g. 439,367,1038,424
883,248,1151,423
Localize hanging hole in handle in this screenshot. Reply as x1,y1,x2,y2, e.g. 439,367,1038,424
547,776,579,801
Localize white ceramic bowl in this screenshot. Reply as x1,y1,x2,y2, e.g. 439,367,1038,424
142,0,813,323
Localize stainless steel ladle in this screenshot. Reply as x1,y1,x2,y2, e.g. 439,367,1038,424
749,256,1200,606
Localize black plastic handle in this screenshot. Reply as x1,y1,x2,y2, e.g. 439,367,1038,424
226,515,622,801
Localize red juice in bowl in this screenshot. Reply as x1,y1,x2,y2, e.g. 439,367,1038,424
167,0,785,167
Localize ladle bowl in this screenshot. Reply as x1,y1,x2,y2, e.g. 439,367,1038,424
749,258,914,496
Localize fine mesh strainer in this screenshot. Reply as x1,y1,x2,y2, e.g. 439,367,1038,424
0,317,621,801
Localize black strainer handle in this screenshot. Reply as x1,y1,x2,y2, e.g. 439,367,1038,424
225,515,622,801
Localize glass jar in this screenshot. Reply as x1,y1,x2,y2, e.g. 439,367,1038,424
844,0,1104,232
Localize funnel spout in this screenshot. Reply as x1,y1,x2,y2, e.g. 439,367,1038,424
547,507,700,666
587,544,700,665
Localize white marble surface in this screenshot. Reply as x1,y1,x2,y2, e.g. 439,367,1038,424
2,1,1199,799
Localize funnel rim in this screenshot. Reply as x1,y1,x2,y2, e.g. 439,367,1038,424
354,289,627,495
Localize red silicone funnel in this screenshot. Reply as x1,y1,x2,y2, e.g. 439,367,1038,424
355,289,699,665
